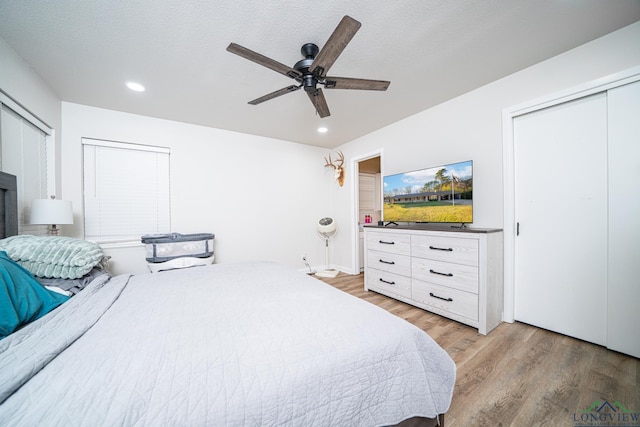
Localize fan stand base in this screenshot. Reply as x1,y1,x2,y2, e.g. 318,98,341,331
315,269,339,278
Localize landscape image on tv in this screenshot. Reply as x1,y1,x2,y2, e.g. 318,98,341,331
383,160,473,223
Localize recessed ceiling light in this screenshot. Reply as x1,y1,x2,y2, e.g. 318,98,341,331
126,81,145,92
317,127,328,133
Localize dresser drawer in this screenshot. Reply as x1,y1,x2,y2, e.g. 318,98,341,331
367,250,410,276
412,234,479,266
366,231,411,256
412,257,478,293
412,280,479,321
366,268,411,299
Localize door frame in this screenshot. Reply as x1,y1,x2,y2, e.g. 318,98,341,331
350,148,384,275
501,65,640,323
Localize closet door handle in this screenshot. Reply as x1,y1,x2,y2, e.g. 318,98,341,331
429,245,453,252
379,240,395,245
379,259,395,265
429,269,453,277
429,292,453,302
379,278,396,285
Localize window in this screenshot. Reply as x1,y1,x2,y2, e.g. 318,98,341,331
0,91,53,235
82,138,170,243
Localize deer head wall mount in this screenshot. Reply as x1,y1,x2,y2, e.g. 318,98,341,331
324,150,345,187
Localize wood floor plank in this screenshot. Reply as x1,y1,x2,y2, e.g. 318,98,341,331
315,273,640,426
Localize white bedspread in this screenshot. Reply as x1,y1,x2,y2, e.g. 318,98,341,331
0,262,455,426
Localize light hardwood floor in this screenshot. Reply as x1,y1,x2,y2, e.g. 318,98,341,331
315,273,640,427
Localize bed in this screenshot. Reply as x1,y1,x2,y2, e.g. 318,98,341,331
0,171,455,426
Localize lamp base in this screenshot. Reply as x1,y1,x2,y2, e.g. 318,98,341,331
315,268,339,278
48,225,60,235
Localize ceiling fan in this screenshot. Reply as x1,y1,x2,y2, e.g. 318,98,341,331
226,15,390,118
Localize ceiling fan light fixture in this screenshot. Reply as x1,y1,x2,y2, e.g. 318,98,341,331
302,74,317,92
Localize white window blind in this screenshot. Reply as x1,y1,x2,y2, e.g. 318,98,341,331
82,138,170,243
0,97,52,235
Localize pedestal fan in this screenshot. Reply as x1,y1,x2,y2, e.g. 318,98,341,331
316,217,339,278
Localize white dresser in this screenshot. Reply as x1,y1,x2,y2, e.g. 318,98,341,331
364,226,503,335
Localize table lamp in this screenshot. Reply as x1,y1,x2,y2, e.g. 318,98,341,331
30,196,73,235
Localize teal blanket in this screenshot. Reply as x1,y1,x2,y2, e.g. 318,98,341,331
0,235,104,279
0,251,69,339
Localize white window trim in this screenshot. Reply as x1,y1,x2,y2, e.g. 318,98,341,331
81,137,170,154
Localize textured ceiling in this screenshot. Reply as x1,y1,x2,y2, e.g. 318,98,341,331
1,1,639,148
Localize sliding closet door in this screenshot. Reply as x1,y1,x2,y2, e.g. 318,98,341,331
513,93,608,346
607,81,640,358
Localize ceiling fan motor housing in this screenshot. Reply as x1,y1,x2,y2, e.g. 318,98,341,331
295,43,320,92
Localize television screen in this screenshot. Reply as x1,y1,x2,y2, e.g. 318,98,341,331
383,160,473,224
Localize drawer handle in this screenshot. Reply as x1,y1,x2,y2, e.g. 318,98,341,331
379,259,395,265
429,269,453,277
429,245,453,252
379,240,395,245
429,292,453,302
379,278,396,285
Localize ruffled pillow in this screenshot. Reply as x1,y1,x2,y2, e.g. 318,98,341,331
0,235,104,279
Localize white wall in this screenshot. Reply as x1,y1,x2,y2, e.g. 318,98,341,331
61,103,332,274
333,21,640,273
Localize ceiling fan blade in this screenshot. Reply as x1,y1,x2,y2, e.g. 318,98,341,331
307,88,331,118
324,76,390,91
310,15,361,77
227,43,302,80
248,85,301,105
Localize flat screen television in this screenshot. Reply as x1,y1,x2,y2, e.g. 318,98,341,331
383,160,473,224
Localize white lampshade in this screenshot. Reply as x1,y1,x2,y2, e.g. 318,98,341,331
30,198,73,225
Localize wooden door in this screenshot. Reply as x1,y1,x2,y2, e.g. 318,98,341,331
513,93,608,346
